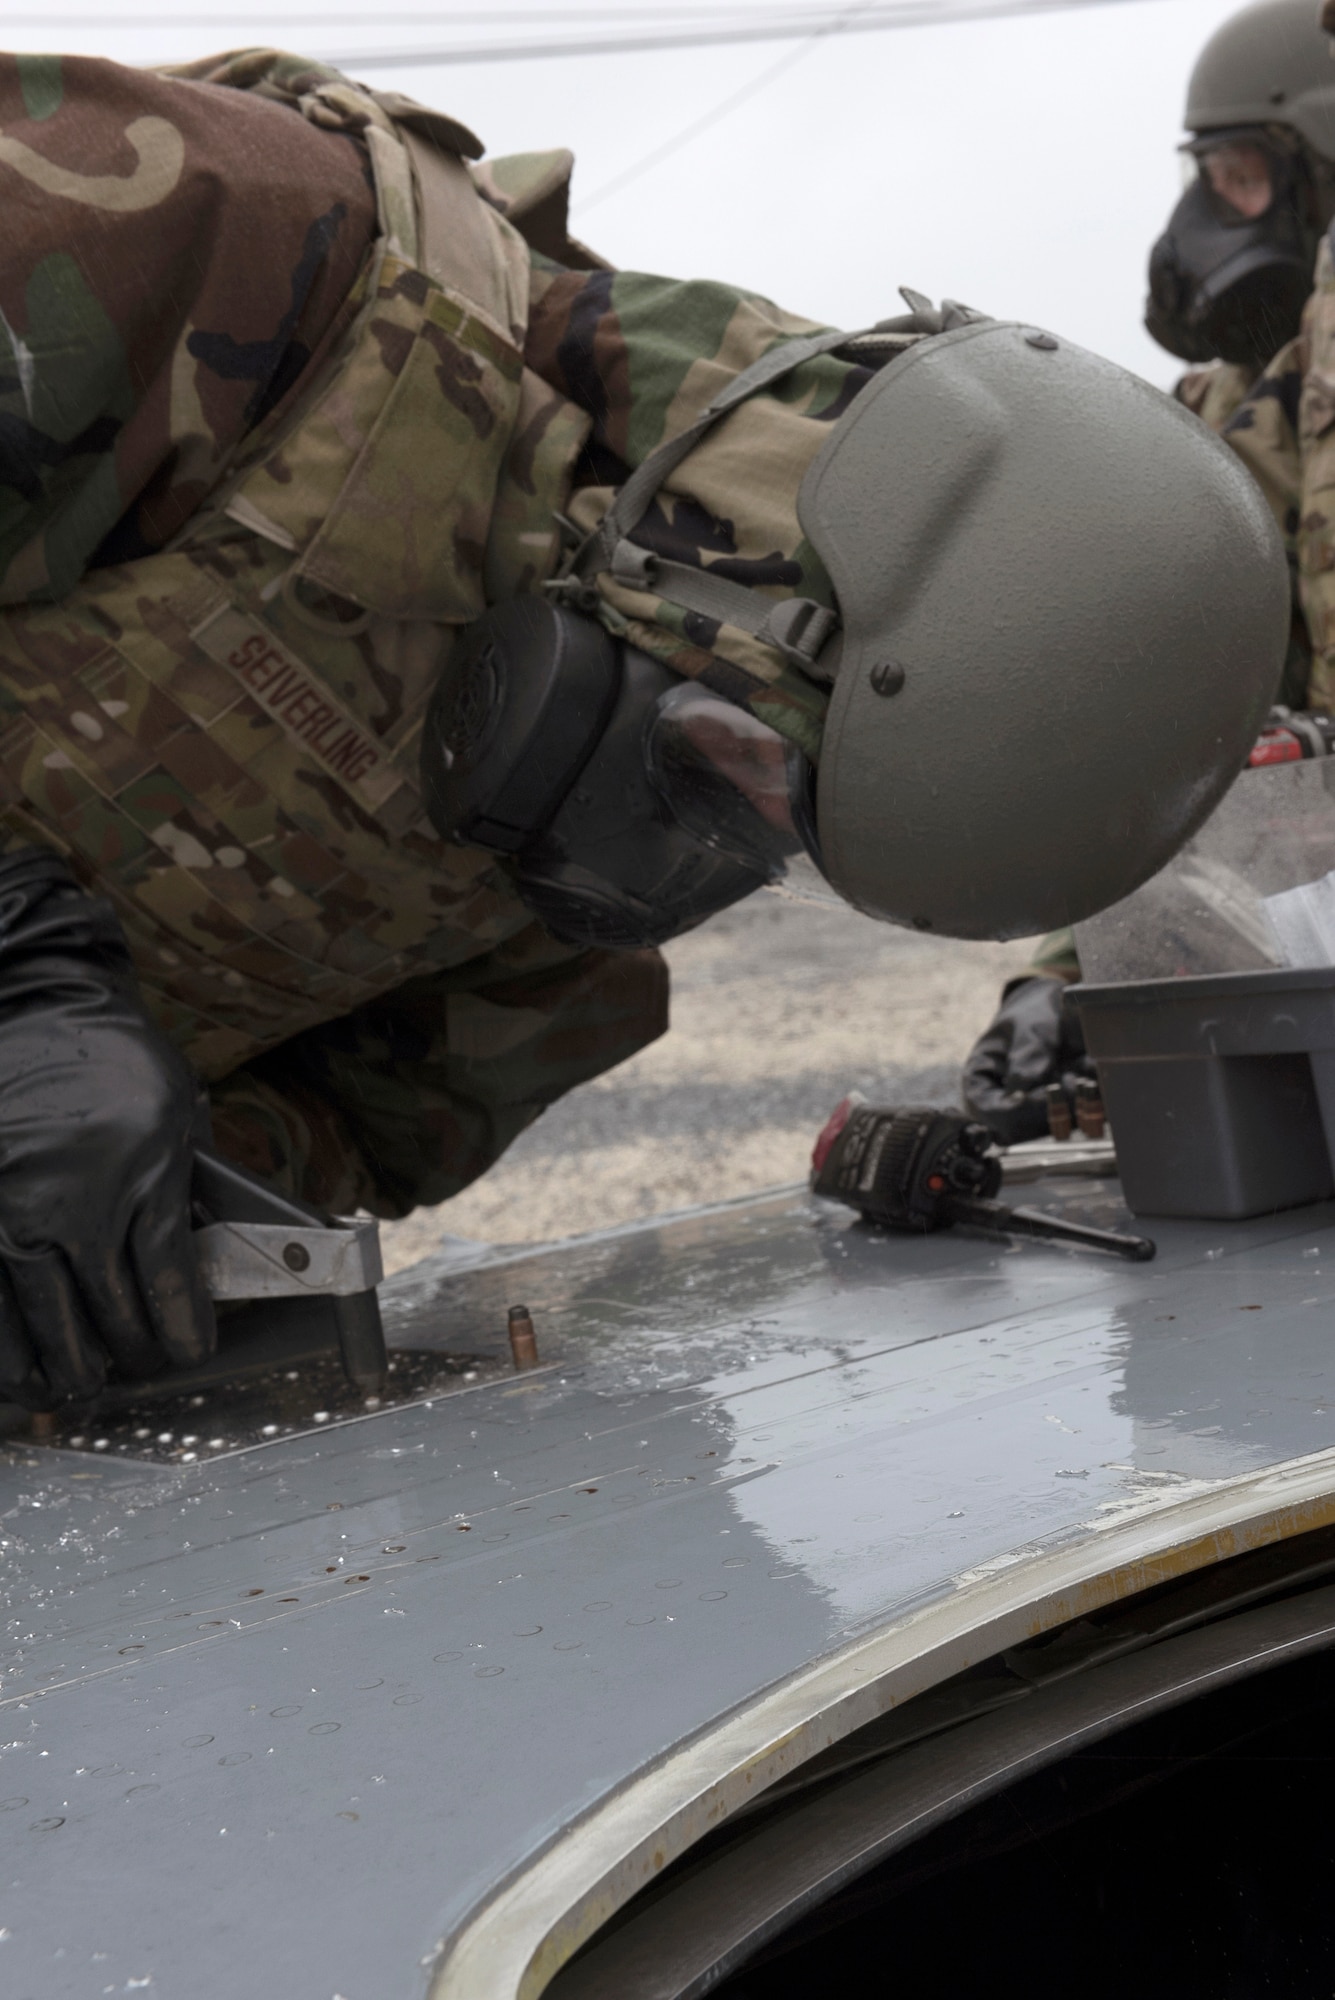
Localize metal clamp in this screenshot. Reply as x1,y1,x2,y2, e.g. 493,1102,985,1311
194,1218,383,1301
191,1151,389,1395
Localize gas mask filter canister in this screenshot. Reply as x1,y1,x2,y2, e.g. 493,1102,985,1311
420,597,821,951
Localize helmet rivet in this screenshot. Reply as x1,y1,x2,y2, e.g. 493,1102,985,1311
870,661,906,697
1269,85,1285,103
1025,330,1059,351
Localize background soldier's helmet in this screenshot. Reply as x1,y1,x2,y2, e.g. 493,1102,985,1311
1147,0,1335,368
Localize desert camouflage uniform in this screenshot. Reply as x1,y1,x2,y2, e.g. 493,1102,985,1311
0,49,863,1214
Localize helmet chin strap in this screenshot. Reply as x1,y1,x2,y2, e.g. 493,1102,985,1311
545,295,985,678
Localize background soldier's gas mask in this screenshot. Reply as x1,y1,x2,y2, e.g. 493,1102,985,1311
1143,0,1335,373
1147,129,1318,369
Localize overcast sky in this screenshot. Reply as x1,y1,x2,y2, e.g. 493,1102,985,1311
8,0,1262,383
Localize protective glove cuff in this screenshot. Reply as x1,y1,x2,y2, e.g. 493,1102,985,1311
0,846,137,992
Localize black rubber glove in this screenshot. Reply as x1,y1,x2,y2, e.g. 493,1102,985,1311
961,974,1095,1147
0,850,215,1408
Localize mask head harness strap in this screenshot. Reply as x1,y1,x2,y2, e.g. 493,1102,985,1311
545,293,984,675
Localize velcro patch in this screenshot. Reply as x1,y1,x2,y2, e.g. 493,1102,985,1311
191,603,412,816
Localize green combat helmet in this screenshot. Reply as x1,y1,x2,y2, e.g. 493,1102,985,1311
427,309,1287,947
802,320,1285,937
1148,0,1335,367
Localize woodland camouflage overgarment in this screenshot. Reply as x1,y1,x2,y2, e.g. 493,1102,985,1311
0,49,868,1216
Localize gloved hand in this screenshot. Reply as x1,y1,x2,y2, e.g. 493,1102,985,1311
961,974,1095,1147
0,850,215,1408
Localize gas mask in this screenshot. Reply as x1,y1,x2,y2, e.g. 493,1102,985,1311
1146,130,1315,370
420,596,819,951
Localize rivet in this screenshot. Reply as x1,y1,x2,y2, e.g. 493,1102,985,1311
282,1241,311,1272
1025,330,1059,351
508,1305,539,1371
869,661,906,697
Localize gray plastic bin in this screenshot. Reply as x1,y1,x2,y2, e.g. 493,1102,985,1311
1074,967,1335,1220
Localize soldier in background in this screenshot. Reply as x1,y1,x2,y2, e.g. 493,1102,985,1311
0,48,1281,1407
964,0,1335,1145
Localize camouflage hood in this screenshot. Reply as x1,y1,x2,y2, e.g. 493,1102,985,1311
0,47,885,762
0,50,377,603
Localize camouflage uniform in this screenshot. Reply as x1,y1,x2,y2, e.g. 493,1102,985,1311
0,49,864,1215
1173,359,1257,434
1225,232,1335,714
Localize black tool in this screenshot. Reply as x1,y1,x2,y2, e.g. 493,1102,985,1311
811,1101,1155,1262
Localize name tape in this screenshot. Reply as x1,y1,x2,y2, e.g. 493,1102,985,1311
191,604,407,812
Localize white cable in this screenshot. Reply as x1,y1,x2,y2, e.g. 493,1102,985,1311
579,0,878,212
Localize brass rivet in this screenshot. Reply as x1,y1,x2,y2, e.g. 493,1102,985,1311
508,1305,539,1371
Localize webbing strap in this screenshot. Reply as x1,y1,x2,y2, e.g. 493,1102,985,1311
554,323,876,627
607,540,837,667
397,124,530,344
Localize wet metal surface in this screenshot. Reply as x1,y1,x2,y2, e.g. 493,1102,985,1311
4,1175,1335,1997
8,1350,508,1468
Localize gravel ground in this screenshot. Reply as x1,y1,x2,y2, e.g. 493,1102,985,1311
379,892,1038,1271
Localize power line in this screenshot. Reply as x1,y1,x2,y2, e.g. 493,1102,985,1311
314,0,1169,69
25,0,1176,66
18,7,837,21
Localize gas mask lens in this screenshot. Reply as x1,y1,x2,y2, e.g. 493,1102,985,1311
645,682,817,881
1186,137,1281,222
